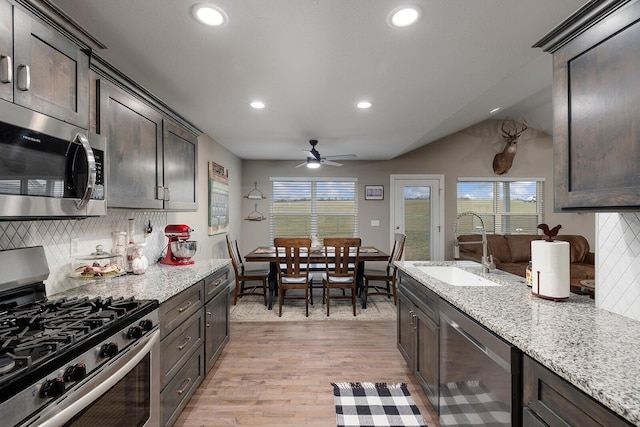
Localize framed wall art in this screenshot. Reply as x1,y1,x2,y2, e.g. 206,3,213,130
365,185,384,200
208,161,230,235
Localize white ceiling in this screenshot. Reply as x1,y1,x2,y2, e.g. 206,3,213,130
51,0,588,161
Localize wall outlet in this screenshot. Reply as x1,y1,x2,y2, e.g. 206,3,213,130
71,238,79,256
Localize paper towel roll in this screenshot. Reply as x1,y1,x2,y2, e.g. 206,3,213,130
531,240,570,300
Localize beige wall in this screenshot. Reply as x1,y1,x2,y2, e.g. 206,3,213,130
240,119,595,258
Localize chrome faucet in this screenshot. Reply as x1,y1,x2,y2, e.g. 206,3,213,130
454,211,495,273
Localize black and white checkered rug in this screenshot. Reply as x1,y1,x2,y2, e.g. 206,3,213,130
332,382,428,427
439,381,510,426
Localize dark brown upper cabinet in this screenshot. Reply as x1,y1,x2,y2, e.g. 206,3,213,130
535,0,640,211
97,78,198,211
2,2,89,128
163,119,198,211
98,80,164,210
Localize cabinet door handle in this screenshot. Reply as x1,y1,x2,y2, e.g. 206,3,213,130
411,313,417,330
178,301,192,312
177,377,192,395
177,336,192,350
164,187,170,201
408,309,414,327
0,55,11,84
17,64,30,91
156,186,164,200
206,311,212,327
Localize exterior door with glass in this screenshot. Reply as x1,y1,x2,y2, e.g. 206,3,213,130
391,175,444,261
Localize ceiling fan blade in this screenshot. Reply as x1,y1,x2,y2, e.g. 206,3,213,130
294,161,308,168
321,160,343,167
324,154,357,160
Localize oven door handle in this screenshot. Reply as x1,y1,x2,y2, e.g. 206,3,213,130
38,329,159,427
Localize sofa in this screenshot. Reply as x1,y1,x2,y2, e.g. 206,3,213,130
456,234,595,296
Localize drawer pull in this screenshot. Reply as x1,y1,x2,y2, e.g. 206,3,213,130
177,377,192,395
177,301,192,313
177,336,192,350
206,311,212,327
0,55,11,83
17,64,30,91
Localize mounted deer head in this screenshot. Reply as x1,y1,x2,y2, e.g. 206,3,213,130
492,118,528,175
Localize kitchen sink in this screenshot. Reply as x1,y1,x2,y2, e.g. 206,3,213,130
416,266,500,287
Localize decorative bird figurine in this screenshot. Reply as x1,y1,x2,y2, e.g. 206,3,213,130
538,223,562,242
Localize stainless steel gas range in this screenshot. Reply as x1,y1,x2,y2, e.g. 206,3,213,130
0,246,160,426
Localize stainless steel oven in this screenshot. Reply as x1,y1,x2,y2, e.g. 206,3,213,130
0,246,160,427
0,101,106,219
32,328,160,427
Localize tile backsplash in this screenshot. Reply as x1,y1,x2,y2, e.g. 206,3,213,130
596,212,640,321
0,211,167,295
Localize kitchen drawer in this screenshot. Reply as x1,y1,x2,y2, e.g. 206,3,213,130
204,267,229,302
160,310,203,389
161,345,204,427
523,355,633,426
160,281,204,338
399,272,439,323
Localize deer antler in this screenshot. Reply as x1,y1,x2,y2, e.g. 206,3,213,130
501,119,528,141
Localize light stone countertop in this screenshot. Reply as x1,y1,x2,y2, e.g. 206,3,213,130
396,260,640,425
51,259,231,304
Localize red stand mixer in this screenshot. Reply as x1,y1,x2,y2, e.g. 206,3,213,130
160,224,197,265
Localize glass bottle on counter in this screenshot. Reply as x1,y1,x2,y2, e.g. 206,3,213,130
525,261,533,287
126,218,135,273
132,242,148,274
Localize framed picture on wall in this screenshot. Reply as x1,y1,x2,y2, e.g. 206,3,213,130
365,185,384,200
208,161,230,235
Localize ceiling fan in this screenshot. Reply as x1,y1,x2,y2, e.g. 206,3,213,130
295,140,357,168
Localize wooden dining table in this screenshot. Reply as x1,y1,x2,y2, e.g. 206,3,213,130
244,246,389,310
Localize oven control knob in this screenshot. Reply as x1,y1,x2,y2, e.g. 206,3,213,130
127,325,143,339
100,342,119,358
64,364,87,382
41,377,65,398
139,319,154,332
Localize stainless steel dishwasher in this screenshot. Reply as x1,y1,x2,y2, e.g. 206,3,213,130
439,300,522,426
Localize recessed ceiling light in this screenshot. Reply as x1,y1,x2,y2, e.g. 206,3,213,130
489,107,501,114
388,6,422,28
191,3,228,27
356,101,372,109
250,101,266,109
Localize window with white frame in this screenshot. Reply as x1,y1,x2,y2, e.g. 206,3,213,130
456,178,544,235
270,178,358,241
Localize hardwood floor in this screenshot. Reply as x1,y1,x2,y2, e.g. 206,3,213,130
175,320,440,426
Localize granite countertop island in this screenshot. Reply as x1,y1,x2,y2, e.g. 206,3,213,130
396,260,640,426
51,259,231,303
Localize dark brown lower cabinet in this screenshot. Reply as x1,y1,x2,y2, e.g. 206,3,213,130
523,355,633,426
397,273,439,412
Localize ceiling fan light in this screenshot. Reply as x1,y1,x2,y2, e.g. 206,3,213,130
307,159,321,169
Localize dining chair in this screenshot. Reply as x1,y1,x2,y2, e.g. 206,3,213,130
273,237,313,317
226,234,268,306
364,233,406,306
322,237,361,316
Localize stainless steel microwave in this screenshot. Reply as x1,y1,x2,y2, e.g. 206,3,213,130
0,101,106,219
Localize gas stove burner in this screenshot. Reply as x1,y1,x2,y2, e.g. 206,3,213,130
0,356,15,375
